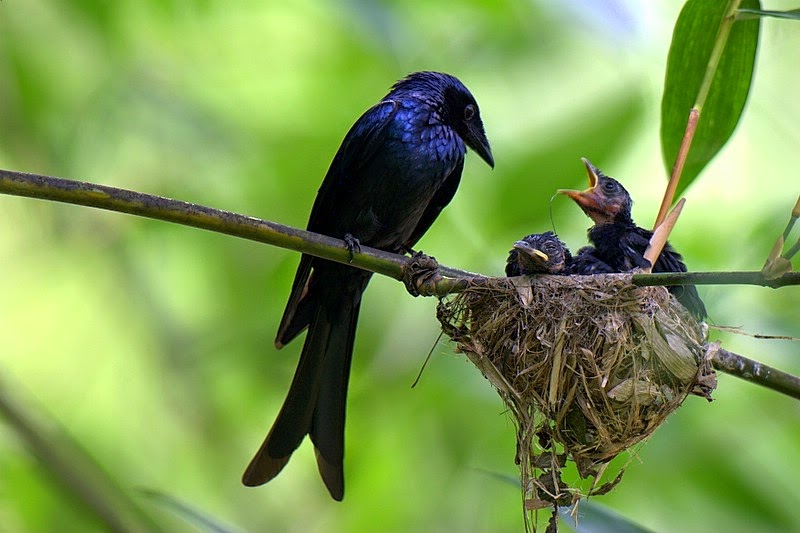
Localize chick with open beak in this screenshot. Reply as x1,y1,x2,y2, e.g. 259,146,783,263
558,158,707,320
558,158,633,226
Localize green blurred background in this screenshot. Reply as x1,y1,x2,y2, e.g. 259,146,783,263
1,1,799,531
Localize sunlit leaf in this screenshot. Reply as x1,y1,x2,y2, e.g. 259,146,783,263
660,0,761,196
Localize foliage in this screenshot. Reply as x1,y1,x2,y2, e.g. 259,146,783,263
660,0,760,197
0,1,798,532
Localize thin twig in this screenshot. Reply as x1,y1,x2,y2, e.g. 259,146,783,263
0,168,481,284
645,198,685,268
630,270,800,289
783,195,800,239
696,0,744,111
656,111,698,229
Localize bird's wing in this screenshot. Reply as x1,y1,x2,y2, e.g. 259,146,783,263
307,100,399,234
569,246,615,275
505,248,521,276
275,253,314,347
653,245,688,273
275,100,399,347
633,231,707,318
628,227,688,273
620,229,655,269
403,157,464,249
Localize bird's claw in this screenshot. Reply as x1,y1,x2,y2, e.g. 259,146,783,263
402,251,441,297
344,233,362,262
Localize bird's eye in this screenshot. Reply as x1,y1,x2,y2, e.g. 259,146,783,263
544,242,557,253
463,104,476,121
603,181,617,192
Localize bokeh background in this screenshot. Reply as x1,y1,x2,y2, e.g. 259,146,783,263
1,1,799,531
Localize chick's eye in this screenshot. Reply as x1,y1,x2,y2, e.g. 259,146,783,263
603,181,616,192
463,104,475,121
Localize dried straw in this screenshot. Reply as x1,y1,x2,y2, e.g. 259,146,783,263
437,273,715,526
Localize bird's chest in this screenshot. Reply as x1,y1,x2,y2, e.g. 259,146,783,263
352,160,451,242
344,126,463,245
381,137,457,198
589,224,648,270
389,113,464,178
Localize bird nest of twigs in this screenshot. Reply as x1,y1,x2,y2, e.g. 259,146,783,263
437,273,716,526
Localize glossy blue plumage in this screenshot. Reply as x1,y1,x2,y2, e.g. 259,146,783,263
243,72,493,500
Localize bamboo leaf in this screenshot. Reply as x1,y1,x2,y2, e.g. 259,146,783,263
0,375,164,533
560,500,655,533
661,0,761,196
140,490,243,533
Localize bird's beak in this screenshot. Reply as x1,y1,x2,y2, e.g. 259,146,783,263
581,157,601,188
465,121,494,168
513,240,549,262
557,157,605,213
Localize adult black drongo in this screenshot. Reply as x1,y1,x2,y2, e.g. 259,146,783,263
242,72,493,500
558,159,707,319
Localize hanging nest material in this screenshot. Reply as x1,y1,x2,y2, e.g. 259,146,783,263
437,273,716,521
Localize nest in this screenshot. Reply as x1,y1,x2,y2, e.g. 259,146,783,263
437,273,716,524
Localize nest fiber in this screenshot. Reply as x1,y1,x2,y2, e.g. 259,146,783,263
438,273,715,512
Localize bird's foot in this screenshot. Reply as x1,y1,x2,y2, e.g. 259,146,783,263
402,251,441,297
343,233,361,262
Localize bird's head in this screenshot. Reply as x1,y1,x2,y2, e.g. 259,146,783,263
558,158,633,225
443,85,494,168
506,231,570,275
391,72,493,168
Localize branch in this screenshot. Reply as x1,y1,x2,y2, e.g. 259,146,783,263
0,168,477,286
644,198,685,268
710,347,800,400
655,111,698,229
2,168,799,401
3,168,797,291
631,270,800,289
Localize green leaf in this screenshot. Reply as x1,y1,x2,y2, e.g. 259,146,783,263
559,500,656,533
0,375,164,533
140,490,243,533
660,0,761,196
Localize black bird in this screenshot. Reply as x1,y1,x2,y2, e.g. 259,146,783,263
558,158,707,319
243,72,494,500
567,246,616,275
505,231,572,276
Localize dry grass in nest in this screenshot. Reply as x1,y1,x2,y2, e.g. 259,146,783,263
437,273,716,525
